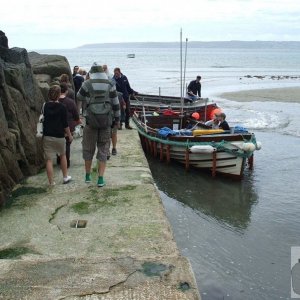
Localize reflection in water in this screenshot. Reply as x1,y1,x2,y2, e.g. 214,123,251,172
147,154,258,231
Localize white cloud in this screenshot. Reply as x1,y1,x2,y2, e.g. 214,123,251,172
1,0,300,49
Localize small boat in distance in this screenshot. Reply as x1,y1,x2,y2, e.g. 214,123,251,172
127,54,135,58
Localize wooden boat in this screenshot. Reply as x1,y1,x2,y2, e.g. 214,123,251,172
130,93,217,120
132,111,261,179
127,54,135,58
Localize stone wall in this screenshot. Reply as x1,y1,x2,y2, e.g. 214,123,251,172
0,31,73,206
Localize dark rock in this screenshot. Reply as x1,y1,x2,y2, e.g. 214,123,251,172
0,31,8,48
28,52,74,102
0,41,73,206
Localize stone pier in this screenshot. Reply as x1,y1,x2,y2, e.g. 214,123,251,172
0,125,200,300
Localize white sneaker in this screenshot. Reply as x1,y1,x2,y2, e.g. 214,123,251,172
63,175,72,184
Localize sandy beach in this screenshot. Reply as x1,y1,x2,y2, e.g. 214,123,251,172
218,86,300,103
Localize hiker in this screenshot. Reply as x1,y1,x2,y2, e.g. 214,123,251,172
57,83,80,168
73,66,84,104
77,63,120,187
187,75,201,101
113,67,137,130
43,85,73,186
59,74,75,100
103,64,120,157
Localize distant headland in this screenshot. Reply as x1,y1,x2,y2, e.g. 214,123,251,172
77,41,300,49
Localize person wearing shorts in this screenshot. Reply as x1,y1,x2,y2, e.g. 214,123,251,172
77,63,120,187
42,85,73,185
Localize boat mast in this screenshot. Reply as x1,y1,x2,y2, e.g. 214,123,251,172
180,29,183,108
183,38,188,99
180,29,184,123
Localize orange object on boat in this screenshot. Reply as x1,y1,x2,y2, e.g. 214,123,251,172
191,112,200,120
163,109,179,116
210,108,222,119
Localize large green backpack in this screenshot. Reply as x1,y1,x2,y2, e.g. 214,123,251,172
85,80,113,129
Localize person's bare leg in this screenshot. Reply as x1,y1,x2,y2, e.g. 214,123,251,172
85,160,92,174
112,132,117,149
111,132,117,155
98,160,106,177
60,154,68,177
84,160,93,183
97,160,106,187
46,159,54,185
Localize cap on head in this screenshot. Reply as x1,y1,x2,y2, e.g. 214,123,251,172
89,62,104,74
89,62,108,80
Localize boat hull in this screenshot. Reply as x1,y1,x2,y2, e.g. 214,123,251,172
139,134,246,178
130,94,218,121
133,113,257,179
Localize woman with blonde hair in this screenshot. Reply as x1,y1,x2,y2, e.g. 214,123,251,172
43,85,73,185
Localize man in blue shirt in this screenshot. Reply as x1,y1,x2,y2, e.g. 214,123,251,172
113,67,137,129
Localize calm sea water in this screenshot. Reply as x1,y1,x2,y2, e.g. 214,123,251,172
39,45,300,299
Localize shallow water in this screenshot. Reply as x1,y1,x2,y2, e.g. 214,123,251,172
147,131,300,300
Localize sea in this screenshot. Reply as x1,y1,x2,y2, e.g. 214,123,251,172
38,43,300,300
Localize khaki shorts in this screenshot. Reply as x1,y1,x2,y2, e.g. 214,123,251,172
43,136,66,160
111,126,118,134
82,125,111,161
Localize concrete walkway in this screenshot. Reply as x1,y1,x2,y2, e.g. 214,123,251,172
0,125,200,300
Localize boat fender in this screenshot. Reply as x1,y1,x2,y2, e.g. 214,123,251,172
231,141,244,150
255,141,262,150
242,143,256,152
190,145,216,153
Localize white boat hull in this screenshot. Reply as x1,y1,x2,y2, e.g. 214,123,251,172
168,145,245,176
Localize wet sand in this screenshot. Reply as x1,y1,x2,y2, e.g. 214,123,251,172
219,86,300,103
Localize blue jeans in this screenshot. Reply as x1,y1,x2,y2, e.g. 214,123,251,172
188,95,198,101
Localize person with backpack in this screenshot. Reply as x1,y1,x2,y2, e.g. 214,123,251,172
77,63,120,187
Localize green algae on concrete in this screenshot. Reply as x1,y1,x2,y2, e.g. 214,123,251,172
70,201,90,215
72,186,138,213
0,247,39,259
4,186,47,209
141,262,168,277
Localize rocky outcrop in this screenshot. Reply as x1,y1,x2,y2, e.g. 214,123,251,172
0,31,73,206
28,52,73,102
0,31,8,48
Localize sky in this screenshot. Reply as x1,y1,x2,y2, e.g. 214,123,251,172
1,0,300,50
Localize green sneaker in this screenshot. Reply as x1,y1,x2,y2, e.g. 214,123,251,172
97,176,105,187
85,173,91,183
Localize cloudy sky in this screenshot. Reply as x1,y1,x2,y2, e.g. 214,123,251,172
2,0,300,50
